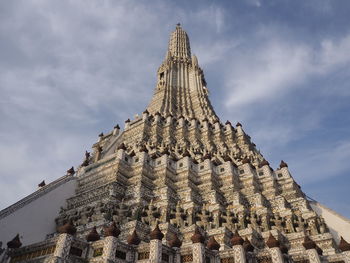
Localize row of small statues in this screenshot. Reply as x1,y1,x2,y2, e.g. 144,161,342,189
57,200,328,238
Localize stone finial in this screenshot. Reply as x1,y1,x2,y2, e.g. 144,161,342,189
223,155,232,162
82,151,90,166
99,132,104,137
150,223,164,240
203,153,212,160
225,120,232,126
242,157,250,164
231,230,244,246
243,237,254,252
139,145,148,153
191,227,205,244
125,119,130,123
182,150,191,157
302,236,322,254
266,233,279,248
143,109,149,115
207,236,220,251
258,159,270,168
117,143,127,151
58,220,76,235
114,124,120,129
161,148,170,155
127,230,141,245
66,166,75,176
339,236,350,252
236,122,242,127
104,222,120,238
7,234,22,249
38,180,46,187
86,226,100,242
279,160,288,168
168,233,182,248
302,236,316,250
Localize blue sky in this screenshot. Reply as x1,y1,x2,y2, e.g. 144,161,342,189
0,0,350,217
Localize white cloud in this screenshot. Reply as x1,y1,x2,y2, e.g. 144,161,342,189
288,140,350,183
223,33,350,109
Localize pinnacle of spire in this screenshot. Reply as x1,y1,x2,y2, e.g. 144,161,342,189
168,23,191,59
147,25,218,122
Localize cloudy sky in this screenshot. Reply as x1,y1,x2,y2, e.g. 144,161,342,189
1,0,350,218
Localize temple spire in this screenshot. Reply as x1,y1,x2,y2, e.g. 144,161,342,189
146,25,219,122
168,23,191,60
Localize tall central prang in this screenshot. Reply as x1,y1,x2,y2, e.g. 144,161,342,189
147,24,218,122
2,24,349,263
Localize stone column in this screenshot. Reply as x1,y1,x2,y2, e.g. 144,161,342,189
102,236,118,263
303,236,322,263
102,222,121,263
192,243,205,263
52,233,73,262
174,249,181,263
52,221,76,263
341,251,350,263
266,233,283,263
339,237,350,263
191,228,206,263
231,231,246,263
305,249,321,263
233,245,246,263
269,247,284,263
149,239,162,263
149,224,164,263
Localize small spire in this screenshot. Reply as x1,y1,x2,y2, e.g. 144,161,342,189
168,233,182,248
86,226,100,242
117,143,127,151
38,180,46,187
302,236,316,250
7,234,22,249
259,159,270,168
150,223,164,240
58,219,76,235
303,236,322,255
176,23,181,27
231,230,244,246
127,229,141,245
66,166,75,176
207,236,220,250
279,160,288,168
265,233,279,248
242,157,251,164
339,236,350,252
191,227,205,244
104,222,120,238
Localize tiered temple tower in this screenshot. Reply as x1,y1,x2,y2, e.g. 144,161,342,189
1,24,350,263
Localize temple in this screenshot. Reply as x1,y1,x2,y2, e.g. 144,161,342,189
1,24,350,263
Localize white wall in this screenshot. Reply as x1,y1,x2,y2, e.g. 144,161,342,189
310,201,350,243
0,176,76,247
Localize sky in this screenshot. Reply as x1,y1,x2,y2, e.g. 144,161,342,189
0,0,350,218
